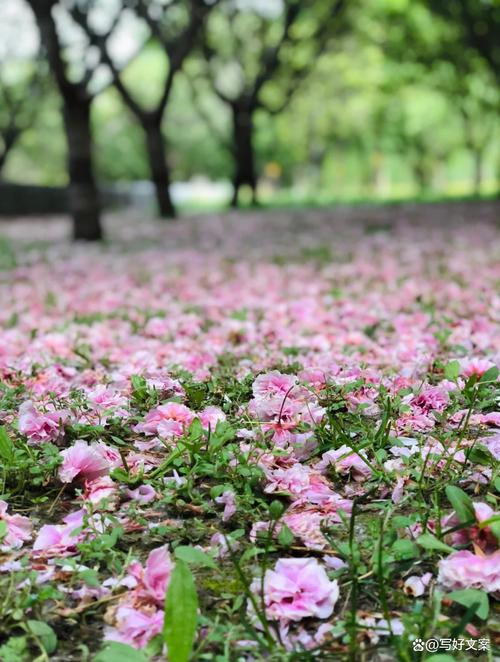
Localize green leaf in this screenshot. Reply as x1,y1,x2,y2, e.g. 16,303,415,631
27,620,57,655
164,560,198,662
447,588,489,620
187,417,204,441
185,383,206,408
130,375,147,392
445,486,475,524
209,484,227,498
209,422,235,449
479,365,499,383
444,360,460,380
463,374,478,392
426,656,456,662
79,568,101,587
0,636,29,662
269,500,285,520
109,468,142,487
110,435,127,447
392,539,419,560
277,524,294,547
391,515,413,529
174,545,217,569
0,426,14,464
0,520,7,541
93,641,148,662
466,444,495,466
416,533,455,554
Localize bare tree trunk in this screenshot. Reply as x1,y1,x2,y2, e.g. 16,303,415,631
63,96,102,240
0,128,20,177
0,150,9,176
231,106,257,208
27,0,102,240
144,120,176,219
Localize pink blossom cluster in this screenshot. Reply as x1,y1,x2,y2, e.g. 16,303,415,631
250,557,339,623
104,546,173,648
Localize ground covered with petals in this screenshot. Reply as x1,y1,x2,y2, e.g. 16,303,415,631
0,202,499,661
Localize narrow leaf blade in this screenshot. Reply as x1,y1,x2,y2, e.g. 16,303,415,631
164,560,198,662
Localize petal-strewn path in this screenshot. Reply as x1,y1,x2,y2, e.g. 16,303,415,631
0,201,499,660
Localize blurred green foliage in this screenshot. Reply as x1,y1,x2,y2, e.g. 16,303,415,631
2,0,499,202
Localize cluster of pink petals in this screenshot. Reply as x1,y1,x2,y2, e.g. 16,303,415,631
250,557,339,623
249,371,324,445
18,400,68,444
58,440,122,483
134,402,225,439
83,476,119,508
438,550,500,592
33,509,86,557
106,606,164,650
315,445,372,481
264,464,335,505
459,358,496,378
105,546,172,648
0,500,32,551
444,502,499,553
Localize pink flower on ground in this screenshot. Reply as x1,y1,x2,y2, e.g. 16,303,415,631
251,558,339,623
215,491,236,522
125,484,157,505
478,412,500,427
33,510,86,557
460,358,496,379
18,400,67,444
279,622,333,652
0,500,32,550
323,555,347,571
282,499,352,549
142,546,173,604
198,405,226,430
127,545,173,606
282,512,327,550
134,402,194,438
86,385,128,416
403,572,432,597
391,476,407,504
105,605,164,649
298,367,328,390
264,464,334,504
252,371,298,399
58,440,112,483
315,445,372,482
444,502,498,553
482,431,500,460
411,386,449,413
93,441,123,468
83,476,119,508
357,616,404,643
438,550,500,592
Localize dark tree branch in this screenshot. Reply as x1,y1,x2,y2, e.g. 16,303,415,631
249,0,302,104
